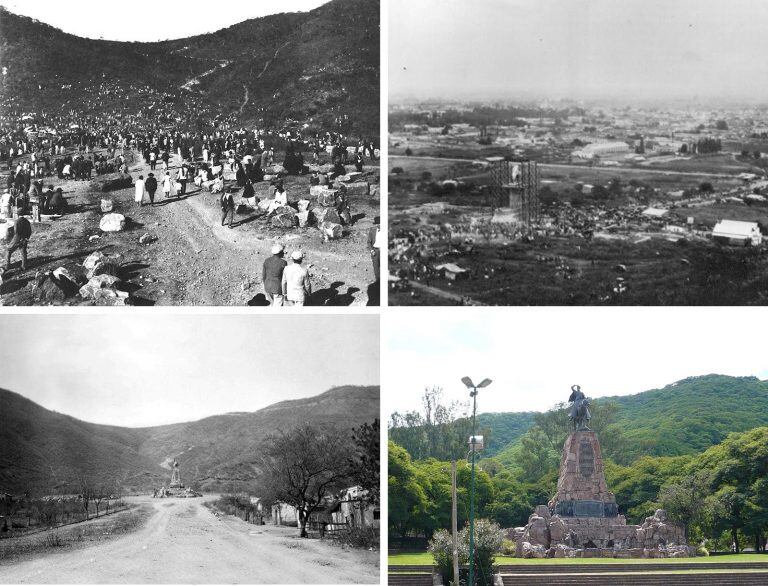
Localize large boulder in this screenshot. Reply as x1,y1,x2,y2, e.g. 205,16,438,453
521,542,548,559
79,274,128,305
100,213,126,232
321,221,342,240
522,514,550,548
548,516,567,544
344,181,370,196
271,206,297,228
316,189,339,208
83,252,121,279
312,206,341,225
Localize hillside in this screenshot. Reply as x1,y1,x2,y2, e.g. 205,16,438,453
0,385,379,495
488,374,768,466
0,0,379,137
607,374,768,456
475,411,537,457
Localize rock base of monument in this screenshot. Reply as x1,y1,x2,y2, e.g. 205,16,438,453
510,507,691,559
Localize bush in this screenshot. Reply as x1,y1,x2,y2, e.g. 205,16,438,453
467,519,504,586
696,545,709,556
341,526,379,549
428,529,467,585
429,519,503,586
405,148,413,156
391,167,404,174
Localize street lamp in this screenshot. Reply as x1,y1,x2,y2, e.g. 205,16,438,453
462,376,492,586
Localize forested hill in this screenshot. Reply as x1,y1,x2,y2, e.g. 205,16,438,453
606,374,768,456
391,374,768,463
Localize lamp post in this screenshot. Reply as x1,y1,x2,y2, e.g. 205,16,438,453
461,376,492,586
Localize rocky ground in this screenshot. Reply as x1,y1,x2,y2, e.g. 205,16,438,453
0,151,380,306
0,495,379,584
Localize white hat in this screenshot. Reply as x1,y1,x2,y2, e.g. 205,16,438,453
271,243,284,255
291,250,304,261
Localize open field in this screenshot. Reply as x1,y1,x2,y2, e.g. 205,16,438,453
0,495,379,584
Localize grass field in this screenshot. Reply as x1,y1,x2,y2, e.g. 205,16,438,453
388,552,768,566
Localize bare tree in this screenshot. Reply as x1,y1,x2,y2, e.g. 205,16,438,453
93,486,105,518
258,424,351,538
78,476,93,521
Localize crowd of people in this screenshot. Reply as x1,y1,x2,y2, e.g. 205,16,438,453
0,106,381,300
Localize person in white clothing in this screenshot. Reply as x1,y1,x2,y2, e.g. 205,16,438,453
134,175,146,206
267,181,288,214
282,250,311,306
162,172,174,199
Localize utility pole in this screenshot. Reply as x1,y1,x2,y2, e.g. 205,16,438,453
451,460,459,586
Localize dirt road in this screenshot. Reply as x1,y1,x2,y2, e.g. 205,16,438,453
1,151,379,305
0,496,379,584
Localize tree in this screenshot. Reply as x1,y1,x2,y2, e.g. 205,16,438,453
348,419,380,506
258,424,351,538
715,120,728,131
699,182,714,193
710,486,748,553
78,476,94,521
658,469,713,542
388,440,427,539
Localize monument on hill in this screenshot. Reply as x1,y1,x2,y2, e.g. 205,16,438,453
512,386,690,558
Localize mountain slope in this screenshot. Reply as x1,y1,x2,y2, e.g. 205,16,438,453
0,0,379,136
0,385,379,495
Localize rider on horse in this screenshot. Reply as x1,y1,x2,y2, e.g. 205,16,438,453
568,384,591,430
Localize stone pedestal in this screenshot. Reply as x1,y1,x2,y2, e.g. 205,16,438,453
552,430,618,518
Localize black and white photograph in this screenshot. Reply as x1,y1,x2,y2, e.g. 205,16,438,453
0,0,381,306
388,0,768,306
0,314,380,583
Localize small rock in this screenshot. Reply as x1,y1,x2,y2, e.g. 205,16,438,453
100,199,114,213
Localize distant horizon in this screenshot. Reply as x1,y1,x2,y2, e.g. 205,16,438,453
0,0,329,43
389,0,768,104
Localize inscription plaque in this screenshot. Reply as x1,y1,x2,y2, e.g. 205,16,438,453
579,439,595,477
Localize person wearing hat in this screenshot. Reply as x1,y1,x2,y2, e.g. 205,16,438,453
282,250,312,306
145,172,158,205
367,216,381,282
262,243,287,306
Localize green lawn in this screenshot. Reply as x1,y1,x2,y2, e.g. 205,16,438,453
388,552,767,567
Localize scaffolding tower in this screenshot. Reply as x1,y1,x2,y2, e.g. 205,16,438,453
486,157,540,226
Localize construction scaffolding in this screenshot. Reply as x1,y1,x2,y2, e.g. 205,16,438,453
486,157,540,226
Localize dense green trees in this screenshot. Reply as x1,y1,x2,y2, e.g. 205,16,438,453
389,377,768,551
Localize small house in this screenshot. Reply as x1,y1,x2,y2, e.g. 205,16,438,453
712,220,762,246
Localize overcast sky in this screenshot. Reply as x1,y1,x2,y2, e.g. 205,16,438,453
0,0,328,42
384,308,768,418
0,314,379,427
389,0,768,102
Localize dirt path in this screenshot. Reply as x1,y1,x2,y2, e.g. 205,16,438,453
1,150,379,305
239,85,249,115
0,496,378,584
181,60,232,91
257,42,291,80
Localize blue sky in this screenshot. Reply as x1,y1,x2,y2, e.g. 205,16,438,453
0,314,379,427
